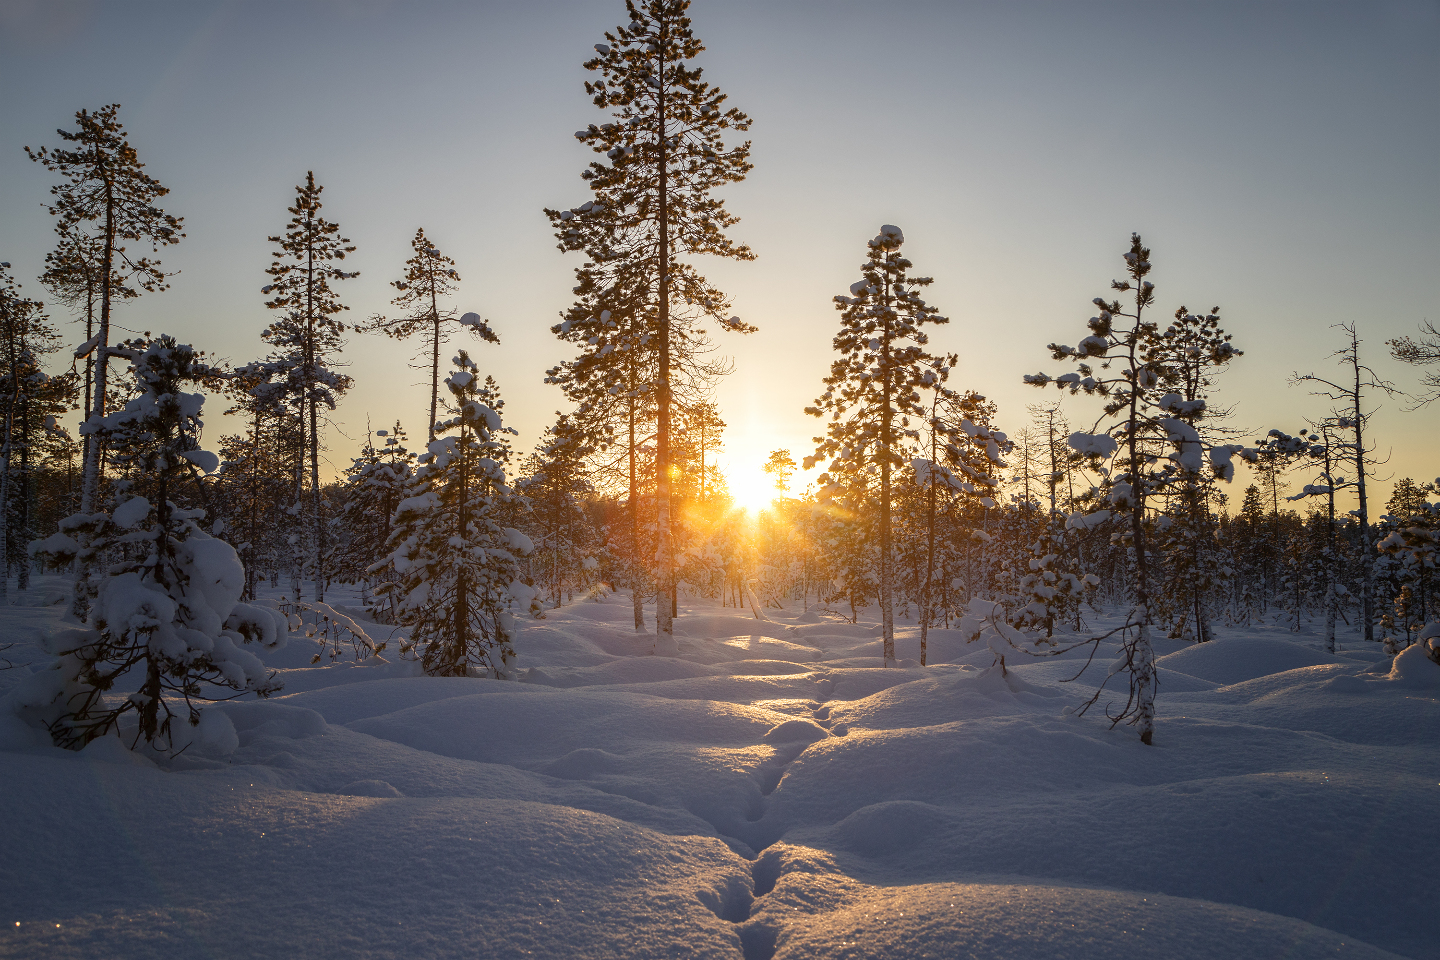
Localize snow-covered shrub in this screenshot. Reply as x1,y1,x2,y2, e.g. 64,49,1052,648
377,351,535,677
23,337,284,752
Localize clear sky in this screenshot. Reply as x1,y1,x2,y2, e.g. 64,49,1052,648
2,0,1436,512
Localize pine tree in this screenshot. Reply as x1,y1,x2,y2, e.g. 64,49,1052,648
214,362,295,599
1257,425,1350,651
27,105,184,615
1146,307,1243,643
1388,320,1440,406
25,337,284,752
369,228,498,442
547,0,755,653
380,352,533,677
1024,234,1240,744
763,449,796,494
0,268,76,599
519,413,598,607
915,385,1010,660
37,226,105,472
333,422,414,616
687,401,726,504
261,172,357,604
805,225,947,665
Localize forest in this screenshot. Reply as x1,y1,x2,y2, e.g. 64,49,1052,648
0,3,1438,957
1,2,1439,757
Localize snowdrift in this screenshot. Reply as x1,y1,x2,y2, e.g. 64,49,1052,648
1,579,1434,959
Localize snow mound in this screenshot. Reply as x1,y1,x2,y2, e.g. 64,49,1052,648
335,779,403,797
762,719,830,745
219,701,328,742
1157,637,1336,686
1387,642,1440,689
276,676,496,724
758,875,1406,959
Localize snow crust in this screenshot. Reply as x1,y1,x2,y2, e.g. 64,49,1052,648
0,576,1432,959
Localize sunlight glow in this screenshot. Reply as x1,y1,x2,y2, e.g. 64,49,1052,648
725,463,781,513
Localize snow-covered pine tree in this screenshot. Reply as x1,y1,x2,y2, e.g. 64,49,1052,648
1292,324,1399,644
546,298,654,630
908,357,989,663
25,336,284,752
213,362,293,599
261,172,357,604
333,422,414,616
805,225,947,666
547,0,755,652
1375,479,1439,653
368,229,498,443
1145,307,1244,643
27,106,184,616
1024,234,1241,744
379,352,533,677
1228,485,1271,623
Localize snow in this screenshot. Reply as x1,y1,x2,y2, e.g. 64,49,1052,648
180,449,219,474
1068,431,1118,457
0,577,1434,959
110,495,151,529
1161,417,1205,472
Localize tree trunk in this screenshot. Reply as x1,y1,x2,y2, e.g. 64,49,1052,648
1130,377,1156,745
878,302,895,667
920,417,938,667
305,216,326,605
71,178,117,619
452,418,470,675
624,397,642,630
652,34,676,656
429,285,441,444
310,387,324,603
290,413,304,600
1352,354,1374,644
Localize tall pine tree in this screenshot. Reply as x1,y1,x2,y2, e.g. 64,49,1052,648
805,225,947,666
261,172,357,604
546,0,754,653
27,106,183,615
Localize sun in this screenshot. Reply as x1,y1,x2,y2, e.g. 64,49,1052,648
725,463,781,513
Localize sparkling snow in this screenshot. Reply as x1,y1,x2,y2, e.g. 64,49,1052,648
0,576,1434,959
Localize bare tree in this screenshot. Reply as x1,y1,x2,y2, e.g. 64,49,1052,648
1292,323,1399,645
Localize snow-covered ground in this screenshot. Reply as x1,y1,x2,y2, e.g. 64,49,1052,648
2,576,1436,959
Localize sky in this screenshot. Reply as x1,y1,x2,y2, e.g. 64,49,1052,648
1,0,1437,513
